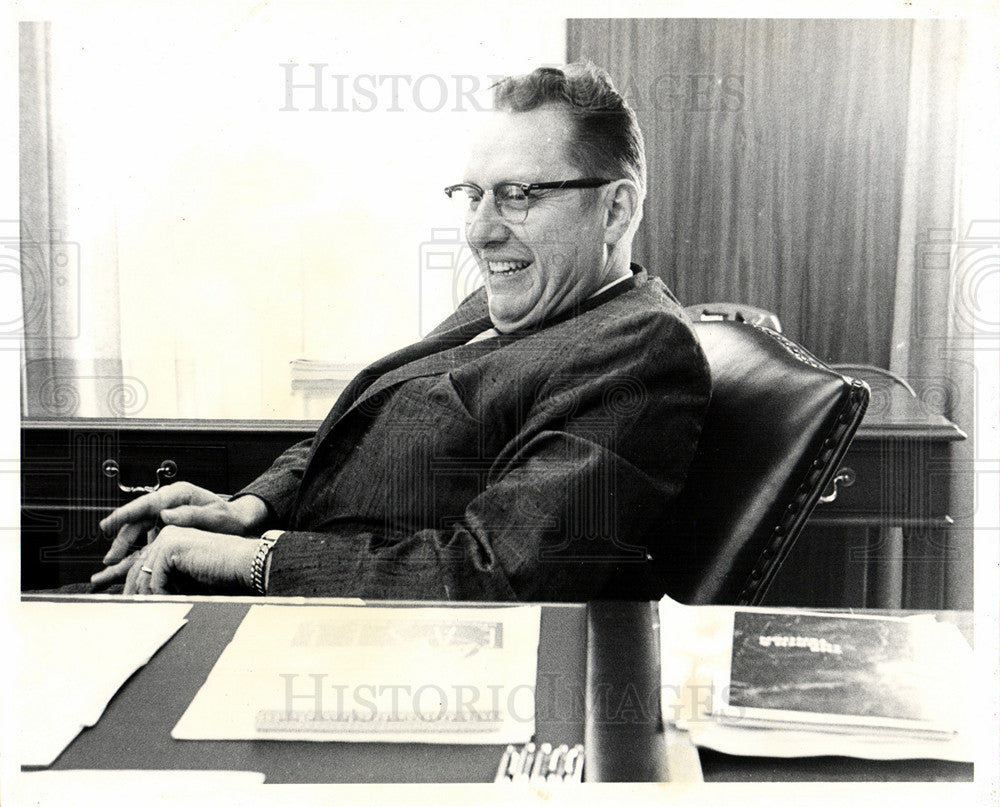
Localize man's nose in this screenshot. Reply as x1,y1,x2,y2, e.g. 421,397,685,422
465,197,510,251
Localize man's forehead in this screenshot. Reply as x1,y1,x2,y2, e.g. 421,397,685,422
464,105,578,182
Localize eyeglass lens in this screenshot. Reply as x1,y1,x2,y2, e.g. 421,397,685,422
446,184,532,224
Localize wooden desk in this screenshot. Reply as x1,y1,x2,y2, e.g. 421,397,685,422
765,385,966,609
20,596,974,784
19,398,967,605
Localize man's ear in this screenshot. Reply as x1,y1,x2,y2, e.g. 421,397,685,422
603,180,640,246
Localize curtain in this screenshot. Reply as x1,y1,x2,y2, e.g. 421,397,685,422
569,18,989,609
888,21,975,610
20,21,128,419
945,24,1000,612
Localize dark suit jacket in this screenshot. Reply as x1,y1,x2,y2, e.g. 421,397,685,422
237,266,711,601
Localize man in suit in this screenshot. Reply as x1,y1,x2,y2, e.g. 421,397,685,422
93,63,711,601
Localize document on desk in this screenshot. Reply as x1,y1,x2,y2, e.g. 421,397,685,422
20,770,266,794
172,604,541,744
657,596,975,762
18,601,192,767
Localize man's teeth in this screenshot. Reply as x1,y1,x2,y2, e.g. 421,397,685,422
488,260,531,275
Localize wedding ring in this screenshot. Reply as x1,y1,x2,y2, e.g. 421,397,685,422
140,565,154,574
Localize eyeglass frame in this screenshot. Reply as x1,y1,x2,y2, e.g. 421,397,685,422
443,177,614,224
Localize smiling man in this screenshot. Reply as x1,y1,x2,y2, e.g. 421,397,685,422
455,101,636,332
94,63,711,601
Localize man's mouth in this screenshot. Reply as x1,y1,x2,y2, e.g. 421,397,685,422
487,260,532,276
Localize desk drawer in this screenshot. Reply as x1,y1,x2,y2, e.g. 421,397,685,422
811,436,955,524
22,431,230,507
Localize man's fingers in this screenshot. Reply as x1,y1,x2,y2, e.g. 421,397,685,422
160,505,206,528
90,554,136,589
150,555,172,594
99,490,169,535
99,482,213,536
102,521,148,565
121,554,146,595
161,502,243,534
135,561,154,595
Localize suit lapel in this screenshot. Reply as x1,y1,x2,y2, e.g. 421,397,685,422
310,265,645,449
347,312,496,415
308,295,494,450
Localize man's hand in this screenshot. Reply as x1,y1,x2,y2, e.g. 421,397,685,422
98,483,269,565
115,526,258,595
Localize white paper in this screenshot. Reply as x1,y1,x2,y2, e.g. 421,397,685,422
173,604,541,744
657,596,975,763
17,602,192,767
16,770,266,807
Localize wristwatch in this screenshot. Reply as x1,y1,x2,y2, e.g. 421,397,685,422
251,530,282,595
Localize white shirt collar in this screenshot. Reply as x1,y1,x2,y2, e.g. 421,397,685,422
468,270,634,343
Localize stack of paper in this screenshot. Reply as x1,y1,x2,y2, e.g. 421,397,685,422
17,601,192,767
289,359,361,393
657,596,974,762
173,604,541,744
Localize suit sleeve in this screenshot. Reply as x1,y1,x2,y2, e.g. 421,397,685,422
263,312,710,601
233,438,314,524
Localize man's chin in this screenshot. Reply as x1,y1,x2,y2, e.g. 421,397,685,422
487,303,540,334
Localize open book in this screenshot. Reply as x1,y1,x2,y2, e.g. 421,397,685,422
658,596,974,761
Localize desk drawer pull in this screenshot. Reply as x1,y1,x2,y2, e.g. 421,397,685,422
102,459,178,494
818,467,856,504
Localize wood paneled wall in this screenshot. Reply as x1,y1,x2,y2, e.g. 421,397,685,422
568,19,915,366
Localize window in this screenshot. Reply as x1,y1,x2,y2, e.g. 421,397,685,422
20,7,565,419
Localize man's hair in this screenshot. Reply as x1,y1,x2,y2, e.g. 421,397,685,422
492,62,647,206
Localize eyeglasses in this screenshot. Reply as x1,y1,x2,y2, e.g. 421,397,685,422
443,178,613,224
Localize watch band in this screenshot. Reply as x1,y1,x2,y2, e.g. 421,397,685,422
251,531,281,595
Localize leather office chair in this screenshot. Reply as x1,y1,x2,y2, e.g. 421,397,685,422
656,322,869,606
684,302,783,333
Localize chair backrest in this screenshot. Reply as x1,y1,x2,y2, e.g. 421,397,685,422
657,321,869,605
684,302,783,333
